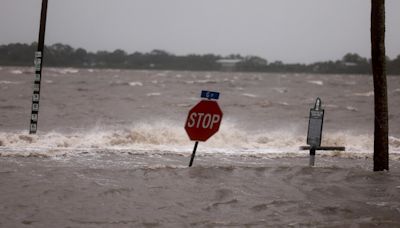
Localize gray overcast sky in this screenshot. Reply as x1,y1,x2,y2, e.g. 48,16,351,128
1,0,399,63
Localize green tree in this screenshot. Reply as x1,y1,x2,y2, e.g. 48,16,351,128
342,53,367,63
388,55,400,75
237,56,267,71
73,48,88,66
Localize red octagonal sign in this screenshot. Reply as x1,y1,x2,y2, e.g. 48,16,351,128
185,100,223,142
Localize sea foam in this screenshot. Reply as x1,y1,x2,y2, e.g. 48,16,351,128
1,121,399,158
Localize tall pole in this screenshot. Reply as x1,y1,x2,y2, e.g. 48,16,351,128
29,0,48,134
371,0,389,171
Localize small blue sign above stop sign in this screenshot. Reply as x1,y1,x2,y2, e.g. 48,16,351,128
185,100,223,142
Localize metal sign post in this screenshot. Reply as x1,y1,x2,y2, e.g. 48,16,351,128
29,0,48,134
306,97,324,166
301,98,345,165
185,90,223,167
188,141,199,167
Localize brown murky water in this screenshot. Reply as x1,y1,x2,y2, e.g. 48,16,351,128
1,66,400,226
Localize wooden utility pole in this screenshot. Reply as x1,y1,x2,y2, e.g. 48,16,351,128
371,0,389,171
29,0,48,134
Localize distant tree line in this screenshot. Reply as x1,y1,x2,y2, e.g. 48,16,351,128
1,42,399,75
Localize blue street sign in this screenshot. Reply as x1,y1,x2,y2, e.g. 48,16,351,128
201,90,220,100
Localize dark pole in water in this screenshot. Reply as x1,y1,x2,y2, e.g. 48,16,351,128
189,141,199,167
371,0,389,171
37,0,48,53
29,0,48,134
309,147,316,167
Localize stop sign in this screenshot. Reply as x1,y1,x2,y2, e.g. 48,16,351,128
185,100,223,142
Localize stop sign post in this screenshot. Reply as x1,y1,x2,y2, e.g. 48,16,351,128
185,91,223,167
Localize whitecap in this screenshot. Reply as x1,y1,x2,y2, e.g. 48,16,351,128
366,202,388,207
59,68,79,74
222,78,233,83
156,72,167,77
325,104,339,109
0,80,21,85
0,124,399,158
389,136,400,148
10,70,23,75
308,80,324,86
242,93,257,98
352,91,374,97
146,92,161,97
195,79,218,84
278,102,290,106
176,103,191,107
346,106,358,112
129,81,143,87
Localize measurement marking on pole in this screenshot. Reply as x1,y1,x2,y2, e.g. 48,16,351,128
33,83,40,92
34,58,42,71
32,103,39,111
35,74,41,82
30,51,43,134
29,0,48,134
30,123,37,132
32,94,40,102
31,114,38,121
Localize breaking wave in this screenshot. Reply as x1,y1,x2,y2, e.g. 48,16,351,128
1,121,399,158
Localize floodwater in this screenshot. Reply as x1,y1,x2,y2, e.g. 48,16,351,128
1,66,400,227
